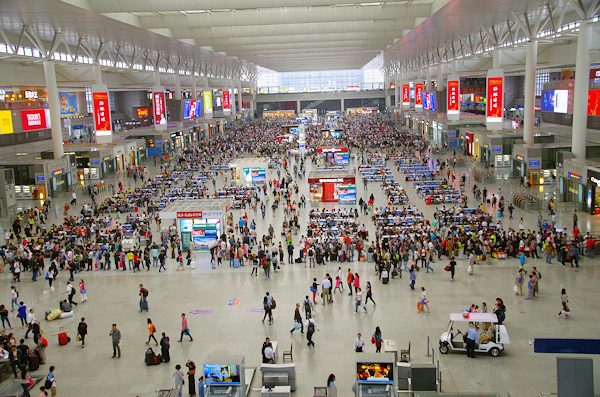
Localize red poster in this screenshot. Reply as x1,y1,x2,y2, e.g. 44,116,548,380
588,89,600,116
222,90,231,111
486,77,503,121
447,80,460,114
402,84,410,105
153,91,166,126
415,84,423,107
92,92,111,132
20,109,47,131
136,107,149,118
177,211,203,219
189,100,196,119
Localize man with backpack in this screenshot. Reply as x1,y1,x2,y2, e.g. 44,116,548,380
77,318,87,348
139,284,149,312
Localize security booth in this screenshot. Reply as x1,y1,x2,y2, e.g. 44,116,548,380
229,157,270,186
308,170,356,204
159,199,232,252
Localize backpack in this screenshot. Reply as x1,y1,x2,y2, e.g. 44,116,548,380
307,321,315,333
304,301,311,314
141,288,149,297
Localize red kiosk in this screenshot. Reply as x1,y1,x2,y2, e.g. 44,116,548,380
308,170,356,204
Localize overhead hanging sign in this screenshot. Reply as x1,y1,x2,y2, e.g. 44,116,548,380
203,91,213,119
152,86,167,130
401,84,410,107
222,90,231,113
447,76,460,120
414,83,423,109
92,87,111,136
486,69,504,129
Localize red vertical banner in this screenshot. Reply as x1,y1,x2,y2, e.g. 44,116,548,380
152,86,167,130
402,84,410,107
415,83,423,109
92,91,111,135
222,90,231,112
447,76,460,119
189,100,196,119
486,75,504,123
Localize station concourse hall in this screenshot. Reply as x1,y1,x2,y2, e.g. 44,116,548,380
0,1,600,397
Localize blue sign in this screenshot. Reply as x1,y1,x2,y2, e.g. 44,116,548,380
90,159,100,166
428,91,437,112
492,146,502,154
447,130,456,137
529,160,540,168
36,175,45,182
195,98,203,118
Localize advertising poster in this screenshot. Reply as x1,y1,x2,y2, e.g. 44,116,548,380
203,91,213,119
421,92,428,110
20,109,47,131
428,91,437,112
402,84,410,107
486,69,504,128
222,90,231,113
337,184,357,205
415,83,423,109
58,92,79,116
92,91,111,134
588,89,600,116
183,100,191,119
0,110,14,134
447,76,460,119
136,107,149,118
195,98,203,118
189,99,196,119
152,86,167,130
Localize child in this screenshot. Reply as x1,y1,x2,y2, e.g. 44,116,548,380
334,276,343,294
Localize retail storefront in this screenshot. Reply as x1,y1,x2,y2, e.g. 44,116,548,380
560,158,588,210
308,171,356,204
587,167,600,215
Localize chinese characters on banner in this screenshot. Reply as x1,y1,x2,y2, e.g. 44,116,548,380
222,90,231,112
189,100,197,119
415,83,423,109
486,74,504,124
92,92,111,135
20,109,47,131
447,76,460,119
402,84,410,107
203,91,213,119
152,86,167,130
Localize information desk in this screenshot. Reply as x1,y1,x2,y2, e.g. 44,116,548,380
308,170,356,204
159,199,232,251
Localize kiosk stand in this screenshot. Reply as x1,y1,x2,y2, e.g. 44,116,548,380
229,157,270,186
308,170,356,205
202,354,247,397
159,199,232,252
355,354,397,397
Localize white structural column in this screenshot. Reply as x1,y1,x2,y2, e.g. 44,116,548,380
237,84,243,114
340,98,345,112
436,64,444,91
192,77,197,99
425,67,432,90
297,100,301,114
43,60,64,159
230,85,236,114
93,64,103,85
523,40,538,145
174,74,182,100
154,71,161,86
492,48,503,69
572,19,592,159
394,79,400,107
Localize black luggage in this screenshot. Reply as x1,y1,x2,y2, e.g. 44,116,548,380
382,277,389,285
145,348,162,366
29,352,40,371
294,257,302,264
391,270,399,278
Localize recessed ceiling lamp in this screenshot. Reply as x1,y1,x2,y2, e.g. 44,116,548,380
184,10,210,14
360,2,383,6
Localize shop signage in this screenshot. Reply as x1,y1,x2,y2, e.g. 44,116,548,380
402,84,410,107
568,172,583,183
203,91,213,118
0,110,14,134
92,91,111,134
590,176,600,187
486,69,504,128
177,211,203,219
319,178,344,183
447,77,460,118
24,90,39,99
515,154,524,161
20,109,47,131
529,160,541,168
317,147,348,153
492,146,502,154
90,159,100,166
136,107,149,118
222,90,231,112
414,83,423,109
589,69,600,79
36,175,45,182
152,86,167,130
51,168,64,176
103,156,110,161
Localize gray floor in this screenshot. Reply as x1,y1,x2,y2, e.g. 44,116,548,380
1,147,600,397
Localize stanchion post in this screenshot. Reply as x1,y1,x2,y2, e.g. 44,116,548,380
425,336,431,357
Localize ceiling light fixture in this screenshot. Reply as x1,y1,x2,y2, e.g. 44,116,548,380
185,10,210,14
360,2,383,6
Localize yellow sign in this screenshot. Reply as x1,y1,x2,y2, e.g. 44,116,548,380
0,110,14,134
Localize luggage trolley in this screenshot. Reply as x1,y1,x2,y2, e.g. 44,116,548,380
156,389,176,397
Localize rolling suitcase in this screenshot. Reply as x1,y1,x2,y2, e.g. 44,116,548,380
233,258,241,268
28,352,40,371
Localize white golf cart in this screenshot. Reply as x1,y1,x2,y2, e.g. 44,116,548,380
439,313,510,357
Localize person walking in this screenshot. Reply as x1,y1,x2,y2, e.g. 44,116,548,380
139,284,149,312
515,269,524,296
146,318,158,345
321,275,331,305
109,324,121,358
173,364,185,397
355,288,367,313
310,278,318,304
186,360,197,396
465,322,479,358
290,303,303,334
303,296,313,319
347,269,354,296
354,333,365,352
179,313,193,342
420,287,430,313
160,333,170,363
353,273,361,294
45,366,57,397
66,282,78,307
305,315,319,347
0,304,11,330
525,274,535,300
77,317,87,348
448,257,457,281
19,367,32,397
262,296,273,324
409,266,416,290
372,327,382,353
365,282,376,307
79,279,88,303
10,286,18,312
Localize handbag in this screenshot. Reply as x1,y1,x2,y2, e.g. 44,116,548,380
513,284,519,294
355,346,363,352
371,335,376,344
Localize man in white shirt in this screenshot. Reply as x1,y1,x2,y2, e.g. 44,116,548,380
321,276,331,305
24,309,37,339
263,344,274,363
